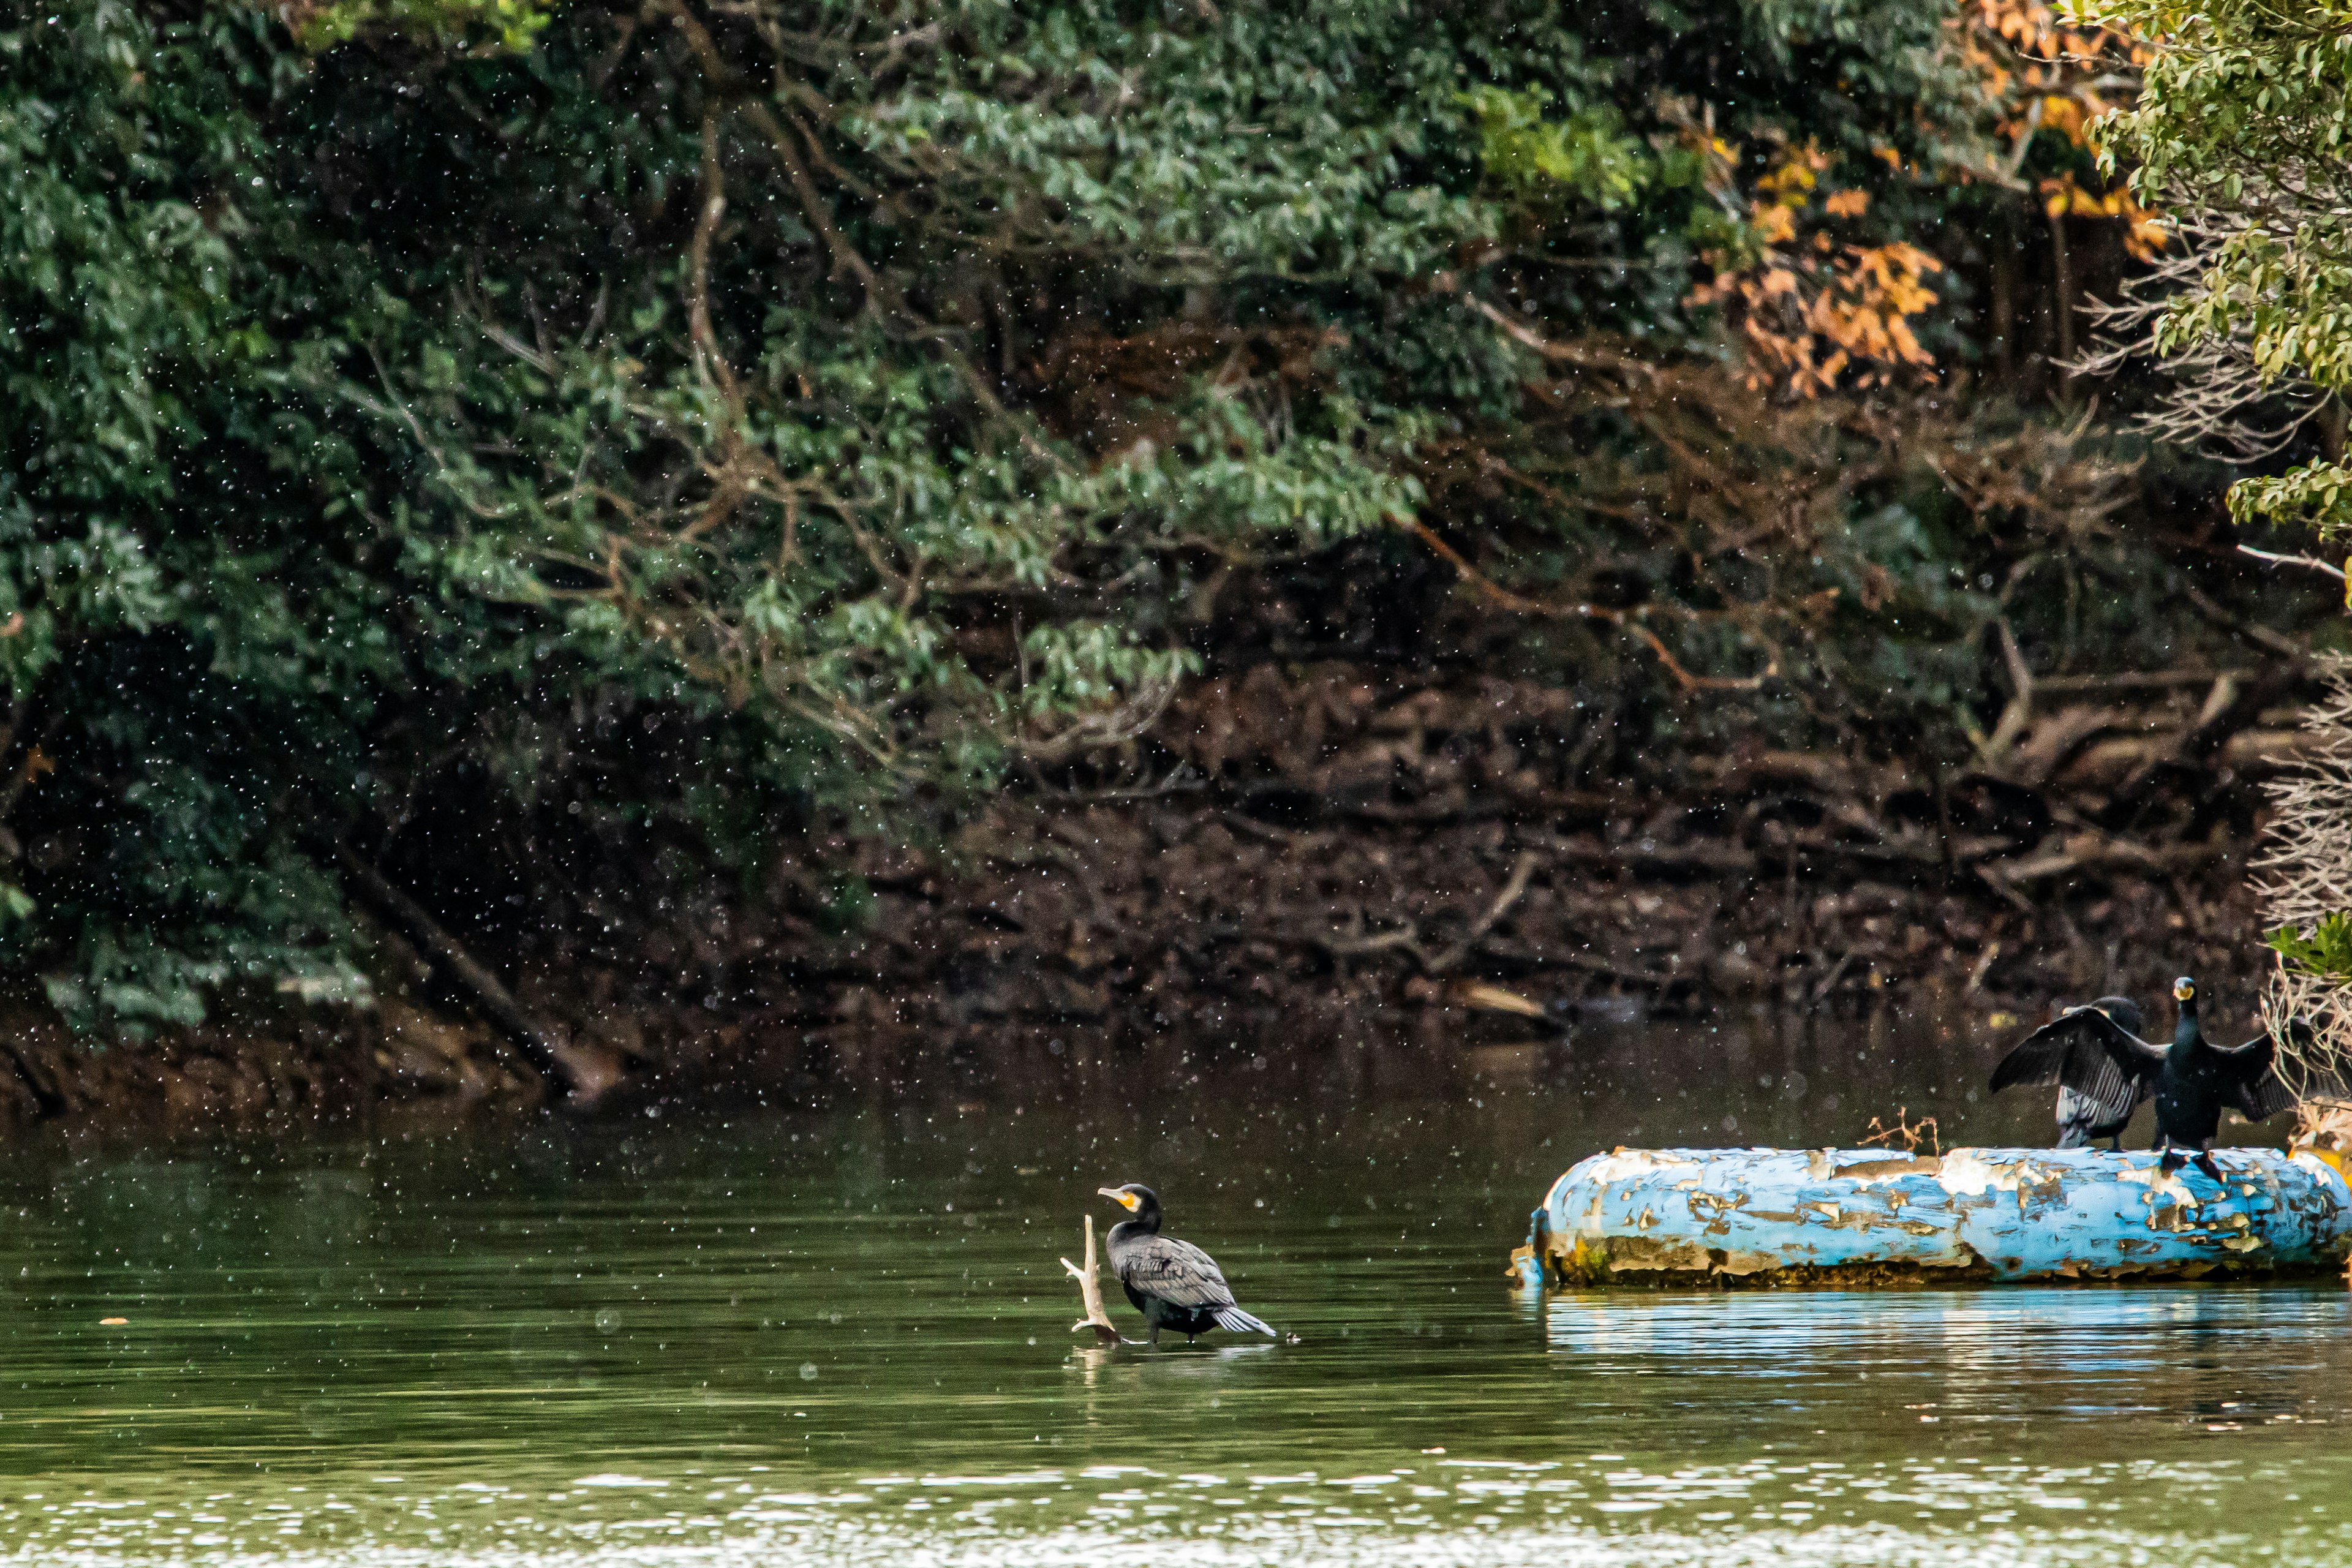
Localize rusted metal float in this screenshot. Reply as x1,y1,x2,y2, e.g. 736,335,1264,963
1510,1145,2352,1287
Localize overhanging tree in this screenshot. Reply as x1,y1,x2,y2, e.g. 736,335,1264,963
0,0,2259,1050
2079,0,2352,1103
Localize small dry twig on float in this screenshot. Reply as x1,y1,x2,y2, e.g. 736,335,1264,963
1060,1215,1121,1343
1861,1107,1939,1155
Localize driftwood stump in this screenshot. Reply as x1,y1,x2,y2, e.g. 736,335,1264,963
1060,1215,1122,1343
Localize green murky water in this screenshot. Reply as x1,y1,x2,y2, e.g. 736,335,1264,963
0,1012,2347,1566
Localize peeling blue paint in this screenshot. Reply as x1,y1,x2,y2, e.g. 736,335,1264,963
1510,1147,2352,1287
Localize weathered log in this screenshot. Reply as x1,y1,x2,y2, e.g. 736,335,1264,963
2060,726,2313,788
1447,979,1556,1021
2005,704,2121,788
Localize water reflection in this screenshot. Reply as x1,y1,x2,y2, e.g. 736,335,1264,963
1545,1287,2352,1422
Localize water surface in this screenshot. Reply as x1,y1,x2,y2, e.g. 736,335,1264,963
0,1011,2345,1566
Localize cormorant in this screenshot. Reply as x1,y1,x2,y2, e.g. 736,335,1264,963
1991,976,2318,1180
2049,996,2146,1148
1096,1183,1276,1346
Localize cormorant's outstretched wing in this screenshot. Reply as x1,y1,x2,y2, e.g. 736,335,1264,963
2215,1019,2339,1123
1991,1005,2165,1128
1113,1235,1237,1309
2052,997,2150,1145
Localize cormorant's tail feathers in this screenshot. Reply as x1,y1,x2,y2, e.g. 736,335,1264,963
1213,1306,1276,1337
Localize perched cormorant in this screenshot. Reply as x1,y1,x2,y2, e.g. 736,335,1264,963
2049,996,2146,1149
1096,1183,1276,1346
1991,976,2318,1180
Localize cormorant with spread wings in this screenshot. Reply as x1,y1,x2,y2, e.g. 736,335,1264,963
1991,976,2320,1180
1097,1183,1276,1346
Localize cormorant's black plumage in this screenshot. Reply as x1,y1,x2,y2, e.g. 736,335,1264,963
2049,997,2146,1148
1992,977,2325,1178
1096,1183,1275,1345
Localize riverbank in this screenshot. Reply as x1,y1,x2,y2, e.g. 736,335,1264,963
0,644,2312,1131
0,845,2280,1135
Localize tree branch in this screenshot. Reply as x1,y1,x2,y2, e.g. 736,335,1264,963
336,848,623,1102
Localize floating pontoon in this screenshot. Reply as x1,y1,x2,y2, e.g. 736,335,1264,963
1511,1146,2352,1287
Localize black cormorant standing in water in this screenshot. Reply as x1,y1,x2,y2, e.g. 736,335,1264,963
1096,1183,1276,1346
1992,977,2320,1180
2049,996,2146,1148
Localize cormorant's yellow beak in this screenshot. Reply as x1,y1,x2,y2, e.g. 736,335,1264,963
1097,1186,1140,1211
2174,979,2195,1002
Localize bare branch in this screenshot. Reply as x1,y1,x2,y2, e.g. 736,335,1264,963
2238,543,2348,585
2078,206,2340,461
2256,657,2352,1104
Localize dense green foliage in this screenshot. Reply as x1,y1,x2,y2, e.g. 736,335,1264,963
0,0,2278,1036
2092,0,2352,532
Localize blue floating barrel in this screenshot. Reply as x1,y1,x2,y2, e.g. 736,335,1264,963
1510,1147,2352,1287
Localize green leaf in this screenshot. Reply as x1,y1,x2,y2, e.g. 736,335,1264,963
2266,914,2352,979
